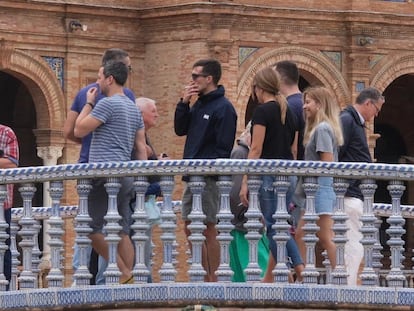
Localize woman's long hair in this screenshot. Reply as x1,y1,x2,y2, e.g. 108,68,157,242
252,67,288,124
303,86,343,146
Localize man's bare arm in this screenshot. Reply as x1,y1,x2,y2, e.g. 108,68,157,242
134,129,147,160
63,110,82,143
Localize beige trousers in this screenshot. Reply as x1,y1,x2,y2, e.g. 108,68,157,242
344,197,364,286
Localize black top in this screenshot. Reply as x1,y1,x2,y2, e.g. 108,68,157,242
251,100,296,160
339,105,372,200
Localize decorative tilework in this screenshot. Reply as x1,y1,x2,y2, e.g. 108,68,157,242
367,288,396,305
113,285,139,302
141,284,169,302
170,284,197,301
321,51,342,71
253,284,283,301
0,284,412,310
340,287,367,304
239,47,259,66
42,56,64,89
198,284,225,300
397,288,414,305
225,283,252,301
310,285,339,303
356,81,366,92
2,159,414,309
28,290,58,307
283,285,310,303
369,54,385,68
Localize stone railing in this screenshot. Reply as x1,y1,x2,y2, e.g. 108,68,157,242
1,159,414,310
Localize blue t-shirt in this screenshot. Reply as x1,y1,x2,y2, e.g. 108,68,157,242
287,93,305,160
70,83,135,163
89,94,144,163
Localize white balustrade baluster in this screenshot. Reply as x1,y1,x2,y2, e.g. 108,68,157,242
103,177,122,284
385,180,406,287
331,177,349,285
187,176,207,282
18,183,37,289
10,216,20,291
46,180,64,288
272,175,291,283
73,179,93,286
216,175,234,282
159,175,177,282
244,175,263,282
131,176,150,283
0,184,9,291
359,178,379,286
301,176,319,284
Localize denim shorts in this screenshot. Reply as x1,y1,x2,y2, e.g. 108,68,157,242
315,176,336,215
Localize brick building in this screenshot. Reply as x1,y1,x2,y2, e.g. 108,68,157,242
1,0,414,282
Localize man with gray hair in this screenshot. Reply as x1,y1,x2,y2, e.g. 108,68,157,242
339,86,385,285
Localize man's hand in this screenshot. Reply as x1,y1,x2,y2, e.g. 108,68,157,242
87,87,98,104
182,81,199,104
239,181,249,207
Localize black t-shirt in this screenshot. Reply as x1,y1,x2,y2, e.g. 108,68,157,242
251,100,296,160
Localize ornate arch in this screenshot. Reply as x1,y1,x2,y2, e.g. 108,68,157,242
236,46,350,129
371,53,414,92
0,41,65,137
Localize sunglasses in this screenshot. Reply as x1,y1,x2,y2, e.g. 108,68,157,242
191,73,208,80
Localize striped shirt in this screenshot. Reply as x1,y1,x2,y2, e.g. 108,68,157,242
89,94,144,162
0,124,19,209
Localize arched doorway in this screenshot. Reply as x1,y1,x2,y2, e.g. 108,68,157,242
0,71,43,207
237,46,350,131
372,72,414,271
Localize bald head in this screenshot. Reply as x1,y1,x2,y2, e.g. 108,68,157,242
136,97,158,130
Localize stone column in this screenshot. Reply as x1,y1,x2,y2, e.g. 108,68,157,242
36,146,63,271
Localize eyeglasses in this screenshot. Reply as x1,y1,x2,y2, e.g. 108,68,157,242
191,73,208,80
370,100,380,114
128,65,133,73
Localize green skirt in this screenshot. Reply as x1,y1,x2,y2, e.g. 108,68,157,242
229,230,269,282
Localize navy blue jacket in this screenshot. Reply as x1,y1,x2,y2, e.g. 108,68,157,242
174,85,237,159
339,105,372,200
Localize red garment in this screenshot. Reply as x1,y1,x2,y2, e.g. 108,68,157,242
0,125,19,209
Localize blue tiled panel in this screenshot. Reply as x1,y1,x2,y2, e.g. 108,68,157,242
42,56,64,89
141,284,169,302
310,285,339,303
169,284,198,301
85,286,117,304
340,287,367,304
1,291,27,309
283,285,311,303
253,284,283,301
397,288,414,305
113,285,139,302
58,288,86,305
27,290,58,307
198,284,225,300
1,284,414,310
367,287,396,305
225,283,252,301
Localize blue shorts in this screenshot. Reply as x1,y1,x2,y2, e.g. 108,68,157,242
315,177,335,215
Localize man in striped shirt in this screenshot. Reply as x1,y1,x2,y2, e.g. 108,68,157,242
74,60,147,284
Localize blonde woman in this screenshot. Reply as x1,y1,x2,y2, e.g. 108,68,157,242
239,67,304,282
295,86,343,269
